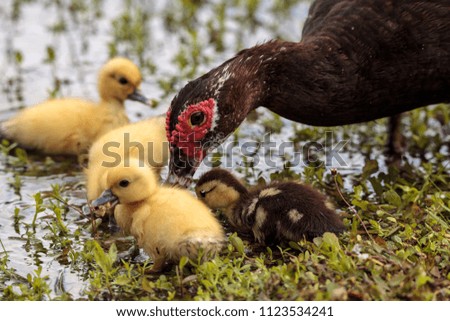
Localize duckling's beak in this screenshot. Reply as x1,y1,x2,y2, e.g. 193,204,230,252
91,189,119,208
127,88,150,106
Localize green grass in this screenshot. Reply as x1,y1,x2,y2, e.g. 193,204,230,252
0,0,449,301
1,104,448,301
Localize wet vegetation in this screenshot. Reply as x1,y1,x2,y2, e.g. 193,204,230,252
0,0,449,300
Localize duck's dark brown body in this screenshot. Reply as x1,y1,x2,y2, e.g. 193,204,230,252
196,168,345,245
268,0,450,126
234,182,345,244
166,0,450,182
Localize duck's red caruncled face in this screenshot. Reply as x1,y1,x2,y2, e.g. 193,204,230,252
166,98,215,161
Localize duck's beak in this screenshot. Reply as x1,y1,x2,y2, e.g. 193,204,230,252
127,88,150,106
91,189,119,208
165,147,200,188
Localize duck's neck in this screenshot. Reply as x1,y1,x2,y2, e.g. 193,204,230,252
258,40,347,125
213,40,351,127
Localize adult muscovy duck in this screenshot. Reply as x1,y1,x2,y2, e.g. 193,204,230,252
166,0,450,186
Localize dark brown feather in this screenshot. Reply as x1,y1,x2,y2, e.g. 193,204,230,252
167,0,450,181
197,168,345,244
236,182,345,244
196,168,248,196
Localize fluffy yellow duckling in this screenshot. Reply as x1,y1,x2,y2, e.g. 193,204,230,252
196,168,345,244
0,57,149,155
91,159,225,273
85,115,169,203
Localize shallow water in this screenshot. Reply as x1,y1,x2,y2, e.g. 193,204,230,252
0,0,448,300
0,0,314,299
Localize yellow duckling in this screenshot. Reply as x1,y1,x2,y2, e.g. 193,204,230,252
91,159,225,273
0,57,149,155
85,115,169,203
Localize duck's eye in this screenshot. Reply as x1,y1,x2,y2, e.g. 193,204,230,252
118,77,129,85
119,180,130,188
190,111,205,126
200,190,206,198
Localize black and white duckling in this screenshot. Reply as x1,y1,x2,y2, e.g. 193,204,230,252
85,115,168,203
195,168,345,244
91,159,225,273
0,57,149,155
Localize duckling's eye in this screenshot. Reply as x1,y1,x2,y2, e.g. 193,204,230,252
199,190,206,198
118,77,129,85
190,111,205,126
119,180,130,188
